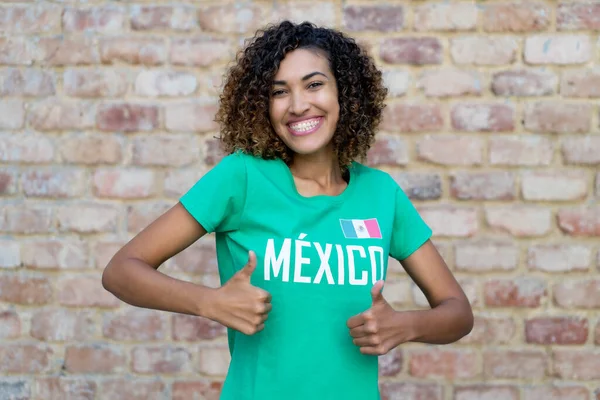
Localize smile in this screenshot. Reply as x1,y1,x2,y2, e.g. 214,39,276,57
287,117,323,136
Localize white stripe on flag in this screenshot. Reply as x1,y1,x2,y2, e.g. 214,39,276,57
351,219,370,238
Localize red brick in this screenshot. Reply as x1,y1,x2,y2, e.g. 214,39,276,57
172,314,225,341
134,70,197,97
409,349,479,379
99,379,167,400
558,207,600,236
528,245,592,272
558,2,600,30
33,377,96,400
97,103,160,132
35,36,98,66
0,5,62,33
484,350,548,379
379,348,403,377
455,241,518,272
554,279,600,309
553,350,600,380
596,321,600,345
381,69,410,98
172,381,222,400
100,37,167,65
0,379,29,399
380,38,442,65
524,385,589,400
418,69,481,97
452,103,514,132
132,346,192,374
562,136,600,165
526,317,588,345
455,385,519,400
492,69,557,96
271,3,336,28
56,204,119,233
380,382,443,400
0,68,55,97
0,133,54,163
204,137,227,166
103,309,167,341
58,275,120,308
127,203,170,234
451,171,515,200
485,206,552,237
484,278,546,307
0,239,20,268
93,169,156,199
414,3,478,31
131,5,197,31
28,99,96,131
0,99,25,129
0,310,21,339
165,170,207,198
390,172,442,201
198,4,265,34
525,35,592,65
198,346,231,376
0,275,52,305
459,315,515,345
165,100,219,132
0,168,18,196
489,135,553,166
64,69,128,98
65,345,126,373
451,37,518,65
561,68,600,97
59,133,123,165
521,170,588,201
63,6,126,33
482,2,550,32
171,37,232,67
132,135,199,167
418,206,478,237
381,103,443,133
343,5,404,32
525,102,591,133
417,135,483,166
30,308,95,342
93,241,125,269
0,205,53,234
366,133,409,167
21,239,89,270
0,344,52,373
21,169,86,198
0,37,35,66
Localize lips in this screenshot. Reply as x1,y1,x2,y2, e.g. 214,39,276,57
287,117,323,136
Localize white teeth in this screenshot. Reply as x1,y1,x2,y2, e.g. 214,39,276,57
289,118,320,132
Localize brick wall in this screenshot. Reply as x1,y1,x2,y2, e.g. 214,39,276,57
1,1,599,399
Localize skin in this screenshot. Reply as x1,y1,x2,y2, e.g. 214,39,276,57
102,47,473,353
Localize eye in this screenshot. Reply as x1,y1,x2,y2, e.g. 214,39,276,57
307,82,323,90
271,89,286,97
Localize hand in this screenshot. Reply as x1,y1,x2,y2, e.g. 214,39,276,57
346,280,411,355
208,251,272,335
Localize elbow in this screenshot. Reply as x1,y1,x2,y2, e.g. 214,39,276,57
101,262,115,293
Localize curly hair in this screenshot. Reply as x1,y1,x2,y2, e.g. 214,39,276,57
215,20,388,169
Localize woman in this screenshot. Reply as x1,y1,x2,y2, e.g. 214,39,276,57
102,20,473,400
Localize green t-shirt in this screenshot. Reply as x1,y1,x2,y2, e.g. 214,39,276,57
180,152,432,400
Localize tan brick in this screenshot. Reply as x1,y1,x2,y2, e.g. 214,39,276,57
65,345,126,374
524,102,591,133
484,350,547,379
28,99,96,131
103,308,167,341
127,203,170,234
553,279,600,309
409,349,479,379
528,244,591,272
390,172,442,201
21,169,86,198
132,346,192,374
455,385,519,400
0,344,52,373
35,36,99,66
455,241,518,272
381,383,443,400
0,275,52,305
414,3,478,31
525,317,588,345
0,310,20,338
33,377,96,400
0,240,20,268
381,69,410,98
63,6,126,33
419,206,478,237
198,346,231,376
451,37,518,65
0,99,25,129
381,104,443,133
451,171,515,200
30,308,95,341
165,100,219,132
558,207,600,236
0,68,55,97
485,206,552,237
459,315,515,345
484,278,546,307
553,350,600,380
164,169,206,198
172,314,225,341
492,69,557,96
343,5,404,32
0,133,54,163
93,241,125,269
366,133,409,167
272,2,335,27
0,4,62,34
524,385,589,400
58,275,121,308
97,103,160,132
452,103,514,132
561,69,600,97
100,37,166,65
59,133,123,165
417,135,483,166
380,37,443,65
21,239,89,270
482,2,550,32
131,5,198,31
134,70,197,97
64,69,128,98
525,35,591,65
0,37,35,65
56,204,119,233
99,379,166,400
521,170,588,201
489,135,553,166
558,2,600,30
418,69,481,97
562,137,600,165
198,4,266,34
0,205,53,234
93,169,156,199
171,37,232,67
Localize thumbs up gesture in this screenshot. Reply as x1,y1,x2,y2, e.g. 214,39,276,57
209,251,272,335
346,280,408,355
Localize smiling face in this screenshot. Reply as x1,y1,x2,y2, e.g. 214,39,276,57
269,48,340,157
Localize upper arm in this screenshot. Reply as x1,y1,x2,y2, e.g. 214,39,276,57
399,240,468,308
108,202,207,270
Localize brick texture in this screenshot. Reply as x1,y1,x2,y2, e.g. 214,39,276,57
1,2,598,398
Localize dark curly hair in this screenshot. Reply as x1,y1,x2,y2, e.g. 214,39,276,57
215,20,388,169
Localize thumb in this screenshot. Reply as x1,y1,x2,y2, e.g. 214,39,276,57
371,280,385,304
238,250,257,279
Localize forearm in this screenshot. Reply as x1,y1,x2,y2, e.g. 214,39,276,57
405,298,474,344
102,257,216,318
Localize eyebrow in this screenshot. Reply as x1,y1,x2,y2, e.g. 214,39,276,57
272,71,328,86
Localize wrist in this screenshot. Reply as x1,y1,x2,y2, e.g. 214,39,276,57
396,310,423,343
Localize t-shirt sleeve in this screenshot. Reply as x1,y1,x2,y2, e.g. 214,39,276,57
179,153,247,233
389,182,432,261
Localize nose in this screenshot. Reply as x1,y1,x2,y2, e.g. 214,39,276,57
289,91,309,115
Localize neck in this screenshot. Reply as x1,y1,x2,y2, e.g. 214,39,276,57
289,146,344,185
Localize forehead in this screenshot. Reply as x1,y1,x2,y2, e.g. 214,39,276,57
273,48,331,80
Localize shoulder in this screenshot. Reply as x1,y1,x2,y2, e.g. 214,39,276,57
350,161,398,189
